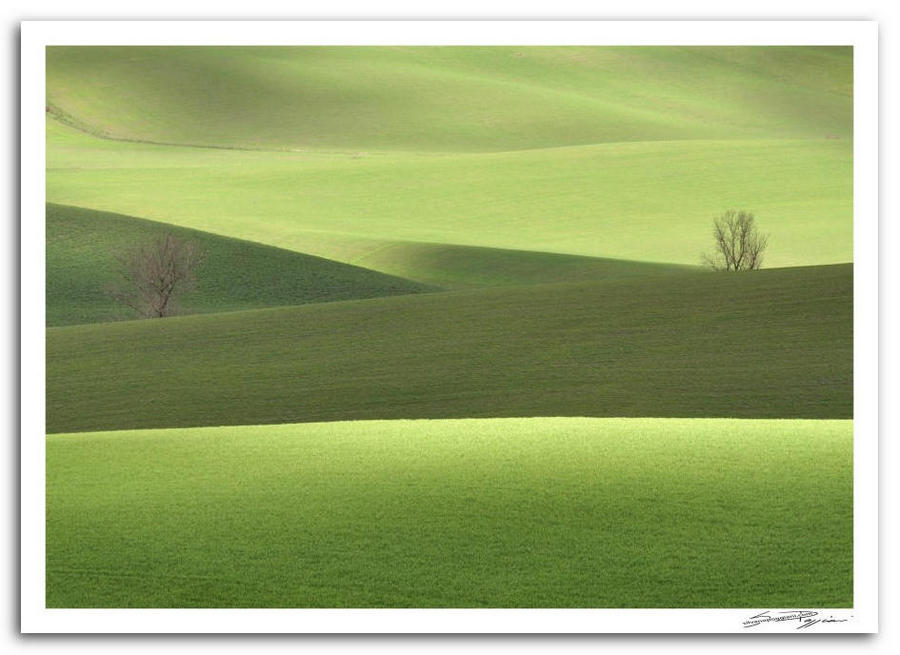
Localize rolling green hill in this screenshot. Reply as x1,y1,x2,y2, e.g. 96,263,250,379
43,45,856,612
47,264,852,434
46,417,853,608
46,46,853,271
46,46,851,153
46,203,436,326
47,122,853,270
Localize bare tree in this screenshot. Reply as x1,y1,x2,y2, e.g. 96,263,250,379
106,233,205,318
702,210,769,271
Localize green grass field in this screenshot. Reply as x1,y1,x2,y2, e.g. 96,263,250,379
47,203,435,326
47,263,851,434
47,122,852,272
45,47,852,272
46,201,693,326
44,46,855,609
46,46,851,152
46,418,852,608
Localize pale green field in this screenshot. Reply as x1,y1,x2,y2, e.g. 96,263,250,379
47,121,852,273
46,46,852,277
47,417,853,608
46,46,852,153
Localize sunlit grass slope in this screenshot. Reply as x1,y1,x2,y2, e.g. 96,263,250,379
47,120,853,269
46,203,435,326
47,264,851,434
46,46,851,152
46,417,853,608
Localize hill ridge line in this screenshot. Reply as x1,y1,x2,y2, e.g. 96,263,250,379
47,201,393,269
48,113,844,159
48,201,699,272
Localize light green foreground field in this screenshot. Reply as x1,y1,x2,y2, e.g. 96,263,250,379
47,417,852,608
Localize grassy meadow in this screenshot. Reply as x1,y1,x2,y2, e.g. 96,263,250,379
48,120,852,273
47,203,434,326
44,46,854,609
47,418,852,608
47,264,851,434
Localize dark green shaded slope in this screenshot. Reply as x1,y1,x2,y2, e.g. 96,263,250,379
351,241,694,289
47,264,852,433
46,203,436,326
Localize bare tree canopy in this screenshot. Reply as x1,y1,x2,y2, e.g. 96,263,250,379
702,210,770,272
106,233,205,318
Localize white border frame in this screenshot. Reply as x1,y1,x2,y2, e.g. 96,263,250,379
20,20,878,634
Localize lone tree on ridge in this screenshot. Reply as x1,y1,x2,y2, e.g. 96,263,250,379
702,210,769,271
106,233,205,318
